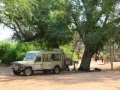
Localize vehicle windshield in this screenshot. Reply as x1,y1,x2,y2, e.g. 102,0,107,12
24,53,36,61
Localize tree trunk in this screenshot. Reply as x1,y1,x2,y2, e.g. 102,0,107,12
78,46,95,72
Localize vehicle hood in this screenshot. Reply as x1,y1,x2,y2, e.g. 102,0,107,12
14,61,34,65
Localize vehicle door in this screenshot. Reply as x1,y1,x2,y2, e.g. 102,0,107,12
42,54,52,69
51,54,62,68
34,56,42,70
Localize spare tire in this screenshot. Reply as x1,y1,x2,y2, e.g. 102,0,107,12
65,58,72,65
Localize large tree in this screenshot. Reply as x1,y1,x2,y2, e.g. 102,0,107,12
0,0,73,48
68,0,120,71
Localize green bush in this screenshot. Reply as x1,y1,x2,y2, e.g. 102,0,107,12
3,49,17,64
0,42,12,63
0,41,77,64
0,41,47,64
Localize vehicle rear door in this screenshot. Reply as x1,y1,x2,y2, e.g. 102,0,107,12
42,54,52,69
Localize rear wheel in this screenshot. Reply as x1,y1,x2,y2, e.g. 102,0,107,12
13,70,21,75
23,68,33,76
53,66,60,74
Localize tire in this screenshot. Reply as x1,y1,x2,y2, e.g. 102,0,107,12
23,68,33,76
65,58,72,65
53,66,60,74
13,70,21,75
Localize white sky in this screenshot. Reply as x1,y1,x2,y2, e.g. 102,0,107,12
0,24,13,41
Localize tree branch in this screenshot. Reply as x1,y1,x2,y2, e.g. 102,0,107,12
106,18,120,26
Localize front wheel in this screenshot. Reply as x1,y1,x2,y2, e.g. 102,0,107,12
13,70,21,75
53,66,60,74
23,68,33,76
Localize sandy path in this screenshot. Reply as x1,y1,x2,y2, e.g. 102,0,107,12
0,61,120,90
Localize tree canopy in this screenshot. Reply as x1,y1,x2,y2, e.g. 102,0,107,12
67,0,120,71
0,0,73,48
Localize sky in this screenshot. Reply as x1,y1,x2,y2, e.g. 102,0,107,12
0,24,13,41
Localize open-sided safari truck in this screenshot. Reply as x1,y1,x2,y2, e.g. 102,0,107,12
11,49,72,76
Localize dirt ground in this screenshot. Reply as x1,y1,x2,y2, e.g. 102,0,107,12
0,60,120,90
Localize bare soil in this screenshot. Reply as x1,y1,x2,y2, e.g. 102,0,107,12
0,60,120,90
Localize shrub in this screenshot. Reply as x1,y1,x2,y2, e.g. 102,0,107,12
0,42,12,63
0,41,46,64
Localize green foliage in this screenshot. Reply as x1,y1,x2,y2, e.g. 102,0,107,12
60,45,72,55
0,41,47,64
84,29,108,52
0,41,75,64
0,42,11,60
67,0,120,70
0,0,73,48
69,0,120,53
0,0,35,17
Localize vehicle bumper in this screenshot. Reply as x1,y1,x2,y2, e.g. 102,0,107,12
12,66,24,72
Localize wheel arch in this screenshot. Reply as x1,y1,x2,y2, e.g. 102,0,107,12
53,65,61,69
25,66,33,70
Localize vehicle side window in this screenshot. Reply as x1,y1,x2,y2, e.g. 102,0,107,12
43,54,50,62
36,56,41,62
51,54,61,61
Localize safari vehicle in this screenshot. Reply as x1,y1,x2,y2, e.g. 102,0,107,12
11,49,72,76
